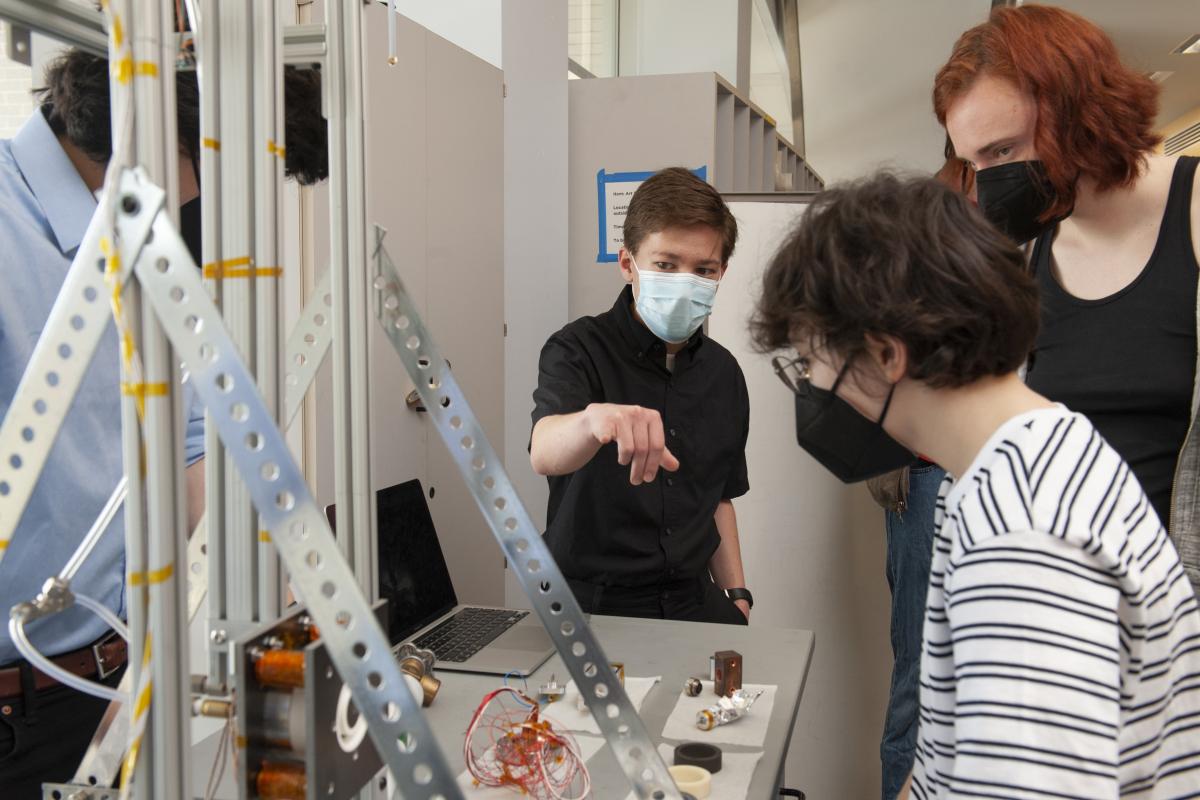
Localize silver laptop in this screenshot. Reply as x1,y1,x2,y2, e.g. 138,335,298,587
326,479,554,676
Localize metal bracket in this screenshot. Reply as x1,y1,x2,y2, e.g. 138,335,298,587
283,271,333,424
372,230,683,800
0,172,156,566
122,170,460,798
5,22,30,65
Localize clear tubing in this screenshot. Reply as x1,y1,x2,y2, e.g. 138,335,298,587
8,616,127,704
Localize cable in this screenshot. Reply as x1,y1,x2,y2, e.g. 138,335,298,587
60,478,127,583
74,593,130,642
7,616,126,704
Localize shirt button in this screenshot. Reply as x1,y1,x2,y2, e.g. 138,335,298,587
669,428,676,437
665,527,673,536
665,477,674,487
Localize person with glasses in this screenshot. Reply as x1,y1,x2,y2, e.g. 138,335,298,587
529,167,753,625
753,171,1200,798
863,7,1200,797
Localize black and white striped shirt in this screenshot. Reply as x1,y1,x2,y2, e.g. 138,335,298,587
911,406,1200,799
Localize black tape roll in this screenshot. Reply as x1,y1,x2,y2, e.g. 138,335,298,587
674,741,723,774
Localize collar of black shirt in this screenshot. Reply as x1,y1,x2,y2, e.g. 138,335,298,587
611,284,706,370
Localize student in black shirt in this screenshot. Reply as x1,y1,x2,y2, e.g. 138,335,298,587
530,167,752,625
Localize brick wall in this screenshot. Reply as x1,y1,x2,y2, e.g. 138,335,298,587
0,23,34,139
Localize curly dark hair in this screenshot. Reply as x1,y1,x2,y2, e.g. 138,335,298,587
749,173,1038,389
34,49,327,185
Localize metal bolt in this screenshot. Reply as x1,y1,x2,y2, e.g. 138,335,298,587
210,629,227,645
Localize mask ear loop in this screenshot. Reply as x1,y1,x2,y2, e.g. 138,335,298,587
876,380,898,426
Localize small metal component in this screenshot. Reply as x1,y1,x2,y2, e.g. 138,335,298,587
538,674,566,705
396,642,441,707
683,677,703,697
611,662,626,686
210,629,228,645
194,698,233,718
711,650,742,697
695,688,764,731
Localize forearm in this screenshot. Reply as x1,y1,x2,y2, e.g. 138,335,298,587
185,458,205,535
708,500,746,589
530,408,602,476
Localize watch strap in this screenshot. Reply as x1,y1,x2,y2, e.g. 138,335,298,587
724,587,753,609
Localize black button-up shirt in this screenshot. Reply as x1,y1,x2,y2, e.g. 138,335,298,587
531,285,750,588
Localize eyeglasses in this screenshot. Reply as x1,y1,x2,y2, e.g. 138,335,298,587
771,354,811,395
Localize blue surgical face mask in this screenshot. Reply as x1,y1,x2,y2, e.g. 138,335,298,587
630,255,721,344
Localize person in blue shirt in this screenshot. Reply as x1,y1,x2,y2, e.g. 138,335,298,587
0,49,327,797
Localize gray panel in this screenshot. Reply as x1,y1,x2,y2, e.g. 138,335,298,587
567,73,717,320
312,8,505,606
423,22,506,606
715,88,736,192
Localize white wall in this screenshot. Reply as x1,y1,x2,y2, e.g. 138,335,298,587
710,200,894,798
394,0,502,68
797,0,989,182
502,0,569,606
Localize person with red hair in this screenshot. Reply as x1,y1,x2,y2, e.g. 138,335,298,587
879,4,1200,798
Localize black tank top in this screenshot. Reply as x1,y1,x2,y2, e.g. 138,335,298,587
1026,156,1198,528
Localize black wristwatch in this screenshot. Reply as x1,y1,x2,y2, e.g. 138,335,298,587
724,587,754,609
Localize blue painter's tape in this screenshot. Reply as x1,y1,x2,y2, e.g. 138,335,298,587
596,165,708,263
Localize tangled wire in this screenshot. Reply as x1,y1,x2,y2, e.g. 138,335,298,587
463,687,591,799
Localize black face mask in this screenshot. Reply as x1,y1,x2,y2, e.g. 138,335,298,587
974,160,1059,244
794,362,915,484
180,157,202,268
180,195,201,268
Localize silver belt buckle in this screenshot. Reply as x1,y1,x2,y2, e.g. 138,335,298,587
92,633,121,680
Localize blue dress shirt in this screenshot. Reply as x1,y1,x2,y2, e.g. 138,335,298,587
0,109,205,665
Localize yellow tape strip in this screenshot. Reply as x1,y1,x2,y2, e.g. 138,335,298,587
267,139,286,159
202,256,250,279
111,12,124,49
202,137,221,151
129,562,175,586
133,682,153,719
204,261,282,280
259,530,272,542
0,539,8,550
121,382,169,399
112,58,159,84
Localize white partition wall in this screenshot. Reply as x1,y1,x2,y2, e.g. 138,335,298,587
708,199,893,799
310,6,506,606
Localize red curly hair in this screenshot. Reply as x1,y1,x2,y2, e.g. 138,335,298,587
933,4,1160,221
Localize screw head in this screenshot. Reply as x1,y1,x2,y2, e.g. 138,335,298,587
210,629,227,645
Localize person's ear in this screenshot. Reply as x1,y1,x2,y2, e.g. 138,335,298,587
618,248,635,285
864,333,908,384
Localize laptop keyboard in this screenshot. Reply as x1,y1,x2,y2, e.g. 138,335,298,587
413,607,529,663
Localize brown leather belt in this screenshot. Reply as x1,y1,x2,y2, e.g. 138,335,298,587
0,637,127,699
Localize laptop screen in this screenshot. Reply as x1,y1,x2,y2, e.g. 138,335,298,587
324,480,459,645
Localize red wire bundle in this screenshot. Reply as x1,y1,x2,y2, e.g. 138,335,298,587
463,687,591,799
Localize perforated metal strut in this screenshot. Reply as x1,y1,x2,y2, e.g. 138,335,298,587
122,171,461,799
372,234,683,800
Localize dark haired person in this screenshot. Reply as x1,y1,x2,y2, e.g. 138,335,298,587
530,167,752,624
754,172,1200,799
0,50,327,796
875,7,1200,796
